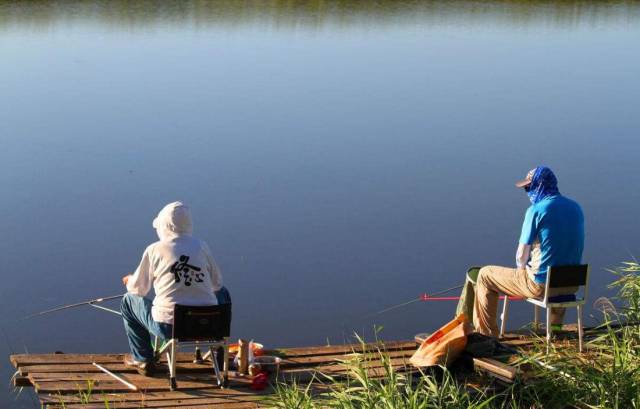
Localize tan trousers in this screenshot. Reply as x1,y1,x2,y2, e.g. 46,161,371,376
472,265,576,337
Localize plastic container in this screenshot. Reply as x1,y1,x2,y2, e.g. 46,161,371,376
252,356,281,372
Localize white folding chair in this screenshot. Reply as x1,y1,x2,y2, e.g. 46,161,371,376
155,303,231,390
499,265,590,352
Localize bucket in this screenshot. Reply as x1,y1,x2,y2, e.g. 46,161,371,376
466,266,481,285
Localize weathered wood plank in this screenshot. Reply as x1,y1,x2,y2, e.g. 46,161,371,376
272,340,416,357
13,375,32,387
472,357,517,382
12,352,207,367
39,387,272,404
42,391,268,408
35,379,228,393
46,402,260,409
280,348,413,366
19,361,224,376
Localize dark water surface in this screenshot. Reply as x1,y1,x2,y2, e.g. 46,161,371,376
1,0,640,406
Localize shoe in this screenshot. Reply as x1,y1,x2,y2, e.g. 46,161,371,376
123,354,155,376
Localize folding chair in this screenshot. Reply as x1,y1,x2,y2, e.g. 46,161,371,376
155,303,232,390
499,265,590,352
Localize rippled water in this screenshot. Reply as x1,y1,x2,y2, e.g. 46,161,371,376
1,1,639,406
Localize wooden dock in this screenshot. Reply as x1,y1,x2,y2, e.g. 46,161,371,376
10,327,595,408
10,340,420,408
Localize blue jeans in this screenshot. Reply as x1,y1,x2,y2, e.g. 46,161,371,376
121,288,231,362
120,293,172,363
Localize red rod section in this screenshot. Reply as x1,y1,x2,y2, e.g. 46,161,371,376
420,294,522,301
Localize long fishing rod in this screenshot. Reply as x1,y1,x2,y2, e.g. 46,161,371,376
369,285,524,317
23,294,125,320
368,284,465,317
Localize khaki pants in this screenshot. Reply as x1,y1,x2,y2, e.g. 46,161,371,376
473,265,575,337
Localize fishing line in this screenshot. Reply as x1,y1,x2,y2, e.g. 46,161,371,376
333,284,469,344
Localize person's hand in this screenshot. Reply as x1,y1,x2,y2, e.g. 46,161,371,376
122,274,131,286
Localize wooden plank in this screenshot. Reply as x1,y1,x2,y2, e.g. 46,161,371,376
12,352,205,367
13,375,32,387
32,373,255,393
46,402,260,409
19,361,224,376
472,357,517,382
35,379,225,393
280,348,413,366
273,340,416,357
12,353,124,367
42,391,267,408
39,387,272,404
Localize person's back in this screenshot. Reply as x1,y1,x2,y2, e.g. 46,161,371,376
148,235,220,323
524,195,585,284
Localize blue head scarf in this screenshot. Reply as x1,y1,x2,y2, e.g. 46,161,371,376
527,166,560,204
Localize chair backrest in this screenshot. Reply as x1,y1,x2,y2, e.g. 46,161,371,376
547,265,589,288
172,303,232,341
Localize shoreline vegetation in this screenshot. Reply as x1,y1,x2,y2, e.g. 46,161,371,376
1,0,639,30
267,261,640,409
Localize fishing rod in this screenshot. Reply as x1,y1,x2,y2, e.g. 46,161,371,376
369,285,524,317
368,284,465,317
23,294,125,320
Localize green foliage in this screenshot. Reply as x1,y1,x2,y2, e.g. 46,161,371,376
267,338,503,409
610,262,640,322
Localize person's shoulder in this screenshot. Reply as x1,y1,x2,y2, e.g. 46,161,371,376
144,241,162,254
545,196,583,218
557,195,582,210
186,236,212,253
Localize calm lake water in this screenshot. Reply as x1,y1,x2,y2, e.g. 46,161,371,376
1,0,640,405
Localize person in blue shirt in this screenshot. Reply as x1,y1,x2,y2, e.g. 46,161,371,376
473,166,585,337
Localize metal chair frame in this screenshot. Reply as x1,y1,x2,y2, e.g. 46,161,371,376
154,303,231,390
499,265,590,352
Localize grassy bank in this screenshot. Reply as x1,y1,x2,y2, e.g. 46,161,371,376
268,262,640,409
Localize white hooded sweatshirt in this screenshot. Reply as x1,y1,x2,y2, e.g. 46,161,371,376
126,202,222,324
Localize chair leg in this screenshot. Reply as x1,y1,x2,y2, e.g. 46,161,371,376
223,338,229,387
499,296,509,338
153,336,159,362
168,340,177,390
577,305,584,353
211,346,223,386
194,341,203,364
534,305,540,332
546,308,552,354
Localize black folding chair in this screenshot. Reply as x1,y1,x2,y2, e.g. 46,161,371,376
155,303,232,390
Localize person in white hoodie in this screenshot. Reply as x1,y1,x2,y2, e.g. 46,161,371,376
120,201,225,375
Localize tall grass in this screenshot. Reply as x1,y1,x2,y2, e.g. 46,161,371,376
269,347,502,409
268,262,640,409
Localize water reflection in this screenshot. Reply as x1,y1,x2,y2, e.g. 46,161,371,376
1,1,640,407
1,0,639,31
